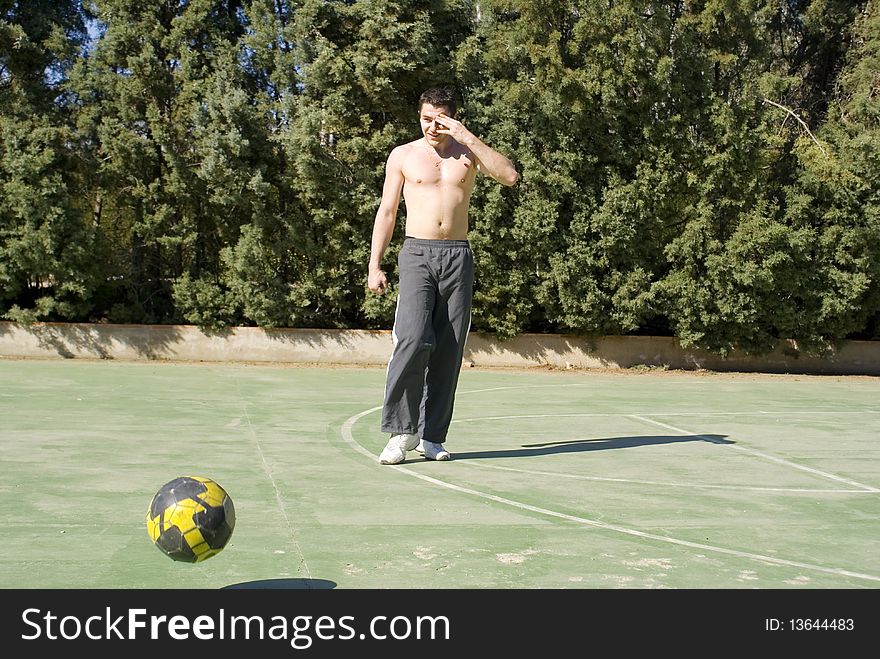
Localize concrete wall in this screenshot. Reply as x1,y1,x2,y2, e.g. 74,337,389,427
1,321,878,375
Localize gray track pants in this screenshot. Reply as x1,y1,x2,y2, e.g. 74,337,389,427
381,238,474,444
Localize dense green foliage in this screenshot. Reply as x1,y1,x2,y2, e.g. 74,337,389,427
1,0,877,354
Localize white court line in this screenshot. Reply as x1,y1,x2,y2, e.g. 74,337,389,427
630,415,880,493
459,384,591,395
236,396,311,579
456,461,871,493
453,410,880,422
341,406,880,583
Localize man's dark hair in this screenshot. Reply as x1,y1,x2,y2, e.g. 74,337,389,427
418,87,458,117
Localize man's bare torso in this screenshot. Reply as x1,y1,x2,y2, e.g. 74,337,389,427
398,138,478,240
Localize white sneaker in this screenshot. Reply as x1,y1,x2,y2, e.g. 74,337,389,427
379,433,419,465
421,440,451,461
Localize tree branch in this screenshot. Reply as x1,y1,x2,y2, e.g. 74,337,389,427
763,98,827,157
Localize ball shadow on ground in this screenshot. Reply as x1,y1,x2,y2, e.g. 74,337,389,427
223,578,337,590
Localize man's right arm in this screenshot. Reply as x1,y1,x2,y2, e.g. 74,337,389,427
368,147,405,294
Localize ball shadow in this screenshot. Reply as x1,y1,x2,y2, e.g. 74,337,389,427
222,578,337,590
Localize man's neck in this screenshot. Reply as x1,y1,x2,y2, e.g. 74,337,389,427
424,137,457,158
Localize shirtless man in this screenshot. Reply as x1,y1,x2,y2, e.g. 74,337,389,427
368,87,519,465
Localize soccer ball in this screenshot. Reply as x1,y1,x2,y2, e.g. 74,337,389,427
146,476,235,563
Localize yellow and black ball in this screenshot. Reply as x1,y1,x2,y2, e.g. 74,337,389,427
146,476,235,563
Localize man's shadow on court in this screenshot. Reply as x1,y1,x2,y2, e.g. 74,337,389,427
450,434,732,460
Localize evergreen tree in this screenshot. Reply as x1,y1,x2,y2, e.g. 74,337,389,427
2,0,875,357
226,0,475,328
67,0,253,323
778,0,880,349
171,0,287,327
0,0,100,322
464,1,783,346
466,0,875,355
656,0,873,355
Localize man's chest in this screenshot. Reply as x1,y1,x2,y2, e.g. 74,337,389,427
403,151,476,186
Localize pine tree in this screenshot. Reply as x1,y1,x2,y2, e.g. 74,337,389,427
0,0,100,322
228,0,475,328
778,0,880,350
464,1,783,346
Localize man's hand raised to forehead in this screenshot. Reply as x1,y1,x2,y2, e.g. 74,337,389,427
435,112,474,146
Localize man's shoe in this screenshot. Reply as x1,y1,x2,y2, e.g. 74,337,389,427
379,433,419,465
421,440,451,461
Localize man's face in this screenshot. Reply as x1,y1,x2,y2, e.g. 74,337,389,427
419,102,453,146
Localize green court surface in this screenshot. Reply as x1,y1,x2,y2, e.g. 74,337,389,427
1,358,878,589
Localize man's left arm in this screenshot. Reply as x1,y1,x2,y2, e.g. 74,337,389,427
436,113,519,187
